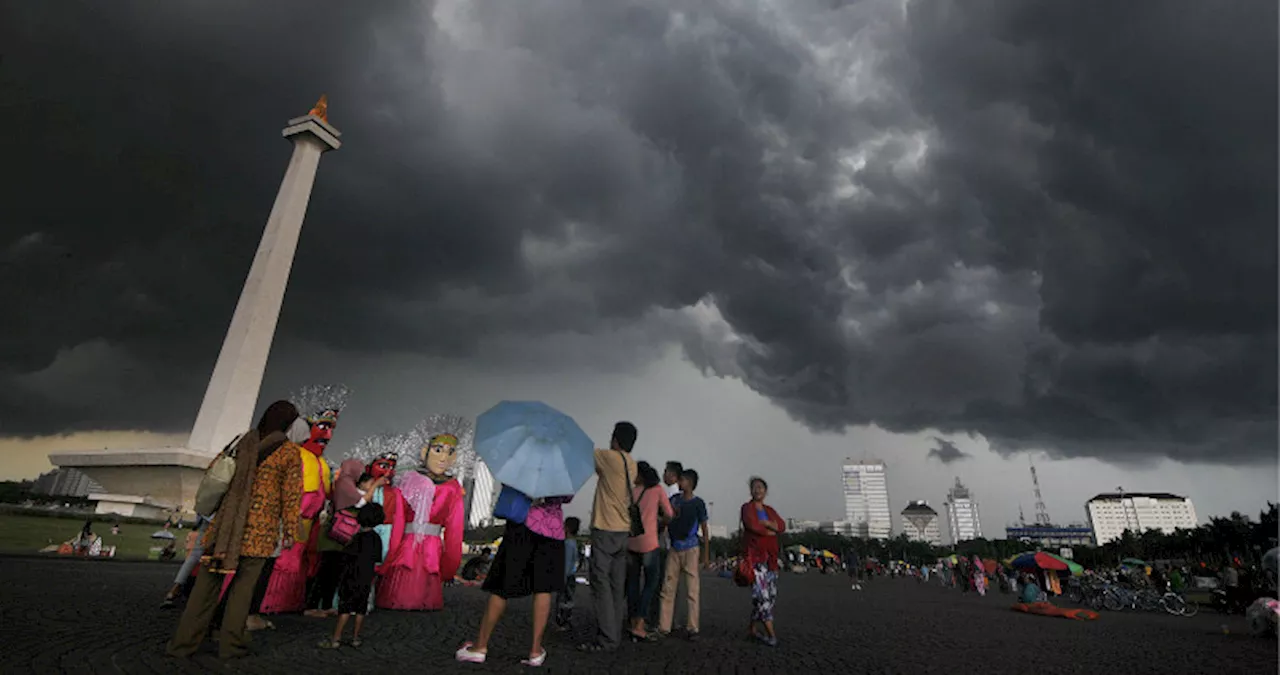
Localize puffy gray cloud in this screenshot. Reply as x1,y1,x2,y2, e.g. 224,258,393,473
0,1,1273,465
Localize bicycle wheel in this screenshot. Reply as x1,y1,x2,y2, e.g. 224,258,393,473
1087,592,1105,611
1180,598,1199,617
1161,593,1185,616
1104,590,1123,611
1067,587,1083,604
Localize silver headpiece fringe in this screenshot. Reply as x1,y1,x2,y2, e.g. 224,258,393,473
411,414,476,478
289,384,351,419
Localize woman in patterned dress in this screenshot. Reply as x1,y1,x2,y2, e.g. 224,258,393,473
740,476,785,647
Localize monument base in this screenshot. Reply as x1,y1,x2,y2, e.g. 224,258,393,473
49,447,215,515
88,493,172,520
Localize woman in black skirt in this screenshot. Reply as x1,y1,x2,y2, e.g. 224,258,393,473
456,492,573,667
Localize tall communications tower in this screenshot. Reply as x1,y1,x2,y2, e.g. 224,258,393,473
1030,461,1052,526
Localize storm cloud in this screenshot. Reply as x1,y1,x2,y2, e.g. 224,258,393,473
0,1,1274,465
926,438,970,465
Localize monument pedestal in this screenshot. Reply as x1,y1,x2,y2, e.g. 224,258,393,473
50,447,214,515
48,99,340,517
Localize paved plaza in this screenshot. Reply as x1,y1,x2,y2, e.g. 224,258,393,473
1,557,1273,674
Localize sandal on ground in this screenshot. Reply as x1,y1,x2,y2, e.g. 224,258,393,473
627,631,657,643
521,650,547,667
576,642,610,653
303,609,328,618
246,617,275,632
456,642,486,664
685,631,700,642
317,638,341,650
350,638,363,649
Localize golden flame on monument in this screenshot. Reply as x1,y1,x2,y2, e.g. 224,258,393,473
308,94,329,123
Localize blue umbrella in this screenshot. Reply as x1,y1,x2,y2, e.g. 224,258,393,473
474,401,596,499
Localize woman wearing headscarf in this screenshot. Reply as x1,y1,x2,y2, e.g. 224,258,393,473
167,400,302,660
243,416,312,631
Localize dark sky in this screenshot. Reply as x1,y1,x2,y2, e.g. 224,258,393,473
1,0,1276,476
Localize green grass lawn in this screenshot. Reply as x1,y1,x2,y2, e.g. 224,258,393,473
0,513,187,560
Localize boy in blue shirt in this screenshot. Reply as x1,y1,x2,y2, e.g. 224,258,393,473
656,469,708,640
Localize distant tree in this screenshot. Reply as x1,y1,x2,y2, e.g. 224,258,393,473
0,481,33,504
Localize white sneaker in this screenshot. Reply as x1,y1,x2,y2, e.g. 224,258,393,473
456,642,486,664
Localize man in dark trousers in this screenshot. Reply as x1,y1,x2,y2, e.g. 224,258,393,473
578,422,639,654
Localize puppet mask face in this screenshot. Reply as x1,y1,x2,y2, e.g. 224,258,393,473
301,408,340,456
421,434,458,475
368,454,398,480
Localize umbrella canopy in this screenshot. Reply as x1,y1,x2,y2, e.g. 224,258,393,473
150,530,175,540
982,558,998,574
474,401,596,499
786,545,812,556
1121,558,1147,567
821,550,837,558
1011,551,1084,576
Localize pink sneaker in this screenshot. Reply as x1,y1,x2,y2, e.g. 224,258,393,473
455,642,486,664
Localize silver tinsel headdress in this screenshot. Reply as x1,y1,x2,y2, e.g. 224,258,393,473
289,384,351,422
411,414,475,478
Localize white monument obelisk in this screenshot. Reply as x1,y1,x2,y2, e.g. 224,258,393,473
51,97,341,516
187,97,341,453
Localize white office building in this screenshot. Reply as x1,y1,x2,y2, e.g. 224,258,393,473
818,520,857,536
842,459,892,539
900,501,943,546
944,477,983,543
786,519,821,532
467,459,499,528
1086,492,1198,545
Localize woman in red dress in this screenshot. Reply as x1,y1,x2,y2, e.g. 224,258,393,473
740,476,784,647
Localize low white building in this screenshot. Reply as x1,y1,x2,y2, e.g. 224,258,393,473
900,501,942,546
818,520,858,536
786,519,821,532
1086,492,1198,545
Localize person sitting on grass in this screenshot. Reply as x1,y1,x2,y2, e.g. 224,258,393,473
1020,573,1042,604
319,502,385,649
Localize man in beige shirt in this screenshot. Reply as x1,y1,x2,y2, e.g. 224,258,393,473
579,422,638,653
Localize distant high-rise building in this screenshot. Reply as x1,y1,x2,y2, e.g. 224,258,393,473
1086,491,1198,545
943,477,983,543
900,501,942,546
842,459,891,539
467,460,499,529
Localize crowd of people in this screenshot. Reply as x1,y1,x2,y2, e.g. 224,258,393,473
455,422,786,665
161,404,785,668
